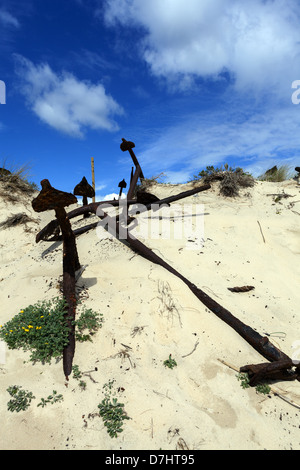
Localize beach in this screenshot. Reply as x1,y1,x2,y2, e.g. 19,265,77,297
0,178,300,450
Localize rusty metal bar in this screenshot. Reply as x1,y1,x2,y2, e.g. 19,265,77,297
32,180,80,379
120,138,145,179
240,360,299,386
127,165,141,200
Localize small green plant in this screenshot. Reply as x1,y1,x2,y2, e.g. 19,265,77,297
255,383,271,395
72,364,87,390
98,379,130,438
7,385,35,412
236,372,250,389
0,297,69,364
74,307,104,342
236,373,271,395
37,390,63,408
0,298,103,365
163,354,177,369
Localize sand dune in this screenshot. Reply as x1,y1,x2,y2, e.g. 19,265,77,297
0,178,300,450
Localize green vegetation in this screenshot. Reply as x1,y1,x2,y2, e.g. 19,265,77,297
98,379,130,438
190,164,255,197
163,354,177,369
236,372,251,389
74,307,104,342
0,297,103,365
6,385,35,412
6,386,63,411
37,390,63,408
236,373,271,395
72,364,87,390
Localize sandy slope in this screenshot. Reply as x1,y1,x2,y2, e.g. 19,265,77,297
0,179,299,450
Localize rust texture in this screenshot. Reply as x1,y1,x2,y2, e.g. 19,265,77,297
74,176,95,218
118,178,127,198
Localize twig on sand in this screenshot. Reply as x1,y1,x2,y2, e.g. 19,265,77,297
257,220,266,243
182,340,200,358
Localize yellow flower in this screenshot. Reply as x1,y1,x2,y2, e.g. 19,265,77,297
9,329,13,332
20,310,24,313
24,329,29,332
40,315,44,318
36,326,42,330
28,325,33,328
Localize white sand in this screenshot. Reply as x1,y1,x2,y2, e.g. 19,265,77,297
0,178,300,450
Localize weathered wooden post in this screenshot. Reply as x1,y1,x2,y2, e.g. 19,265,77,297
91,157,95,203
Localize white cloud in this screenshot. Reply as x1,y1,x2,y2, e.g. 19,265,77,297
14,55,124,137
0,9,20,28
95,183,107,192
103,0,300,94
102,0,300,181
137,99,300,180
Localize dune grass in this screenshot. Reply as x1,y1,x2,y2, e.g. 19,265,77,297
257,165,295,182
0,158,39,203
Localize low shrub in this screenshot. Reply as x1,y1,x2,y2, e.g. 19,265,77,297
0,297,103,364
191,164,255,197
98,379,130,438
7,385,35,412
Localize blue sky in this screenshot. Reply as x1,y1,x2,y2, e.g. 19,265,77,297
1,0,300,200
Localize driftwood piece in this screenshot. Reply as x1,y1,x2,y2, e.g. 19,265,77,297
228,286,255,293
266,193,294,198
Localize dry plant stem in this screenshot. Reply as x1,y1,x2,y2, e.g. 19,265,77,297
257,220,266,243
